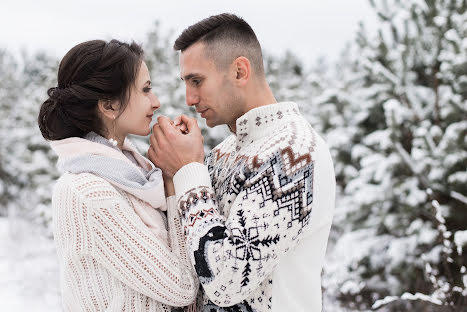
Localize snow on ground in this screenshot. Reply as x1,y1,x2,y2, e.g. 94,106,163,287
0,217,61,311
0,216,346,311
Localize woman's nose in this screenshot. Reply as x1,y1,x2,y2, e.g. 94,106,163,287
151,93,160,110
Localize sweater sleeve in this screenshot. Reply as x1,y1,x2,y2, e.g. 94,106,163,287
63,180,198,307
166,195,196,273
173,154,316,307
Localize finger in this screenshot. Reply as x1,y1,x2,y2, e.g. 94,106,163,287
179,122,188,134
157,115,178,137
149,131,159,150
180,115,200,133
174,115,182,126
147,145,156,163
152,123,168,147
175,124,186,134
151,122,159,134
174,114,188,133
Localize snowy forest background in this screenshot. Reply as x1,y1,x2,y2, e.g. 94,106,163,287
0,0,466,311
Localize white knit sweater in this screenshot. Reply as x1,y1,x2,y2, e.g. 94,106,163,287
173,102,336,311
52,171,198,310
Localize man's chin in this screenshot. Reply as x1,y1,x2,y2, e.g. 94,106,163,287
204,117,214,128
205,118,222,128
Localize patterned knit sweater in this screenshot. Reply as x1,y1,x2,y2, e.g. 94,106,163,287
173,102,336,312
52,161,198,310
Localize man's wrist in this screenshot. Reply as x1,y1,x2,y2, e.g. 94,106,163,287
173,162,211,202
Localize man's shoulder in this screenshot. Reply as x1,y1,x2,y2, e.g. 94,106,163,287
259,116,322,156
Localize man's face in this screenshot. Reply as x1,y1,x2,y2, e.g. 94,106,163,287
179,42,244,128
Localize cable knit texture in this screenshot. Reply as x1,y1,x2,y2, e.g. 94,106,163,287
51,138,198,311
173,102,336,311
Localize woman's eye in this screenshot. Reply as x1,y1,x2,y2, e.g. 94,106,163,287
143,87,152,92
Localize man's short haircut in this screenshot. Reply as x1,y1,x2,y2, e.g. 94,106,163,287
174,13,265,76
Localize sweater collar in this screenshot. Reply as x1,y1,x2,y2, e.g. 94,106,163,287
235,102,300,146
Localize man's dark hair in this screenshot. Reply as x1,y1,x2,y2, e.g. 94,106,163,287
174,13,264,76
38,39,144,140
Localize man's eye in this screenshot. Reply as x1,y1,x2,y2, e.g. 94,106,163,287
192,79,201,86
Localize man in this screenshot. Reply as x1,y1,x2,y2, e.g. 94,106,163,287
148,13,335,312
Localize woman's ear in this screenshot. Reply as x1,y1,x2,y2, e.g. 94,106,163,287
97,99,118,120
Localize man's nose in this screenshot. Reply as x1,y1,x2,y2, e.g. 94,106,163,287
186,89,199,107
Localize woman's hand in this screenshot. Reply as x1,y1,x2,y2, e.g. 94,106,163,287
174,115,188,134
164,174,175,197
148,115,204,179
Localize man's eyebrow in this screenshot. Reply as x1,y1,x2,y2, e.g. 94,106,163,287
181,73,199,81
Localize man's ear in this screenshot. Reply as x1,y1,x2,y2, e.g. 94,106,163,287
232,56,251,87
97,99,118,120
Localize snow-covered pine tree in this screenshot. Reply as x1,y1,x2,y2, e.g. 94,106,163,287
2,50,60,232
0,49,21,215
264,50,326,129
322,0,466,310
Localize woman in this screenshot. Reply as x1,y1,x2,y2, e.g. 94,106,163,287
38,39,198,311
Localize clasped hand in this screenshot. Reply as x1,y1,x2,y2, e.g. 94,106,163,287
147,115,205,179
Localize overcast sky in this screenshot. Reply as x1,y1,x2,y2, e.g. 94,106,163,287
0,0,377,66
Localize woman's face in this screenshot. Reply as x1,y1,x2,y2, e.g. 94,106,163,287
116,61,160,137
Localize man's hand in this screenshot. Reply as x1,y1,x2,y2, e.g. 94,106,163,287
174,115,188,134
148,115,204,178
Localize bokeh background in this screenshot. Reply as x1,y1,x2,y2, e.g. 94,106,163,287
0,0,466,311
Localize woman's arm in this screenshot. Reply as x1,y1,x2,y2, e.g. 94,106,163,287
165,175,197,284
164,175,175,197
63,178,198,307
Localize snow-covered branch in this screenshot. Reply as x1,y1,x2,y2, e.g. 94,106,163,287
372,292,443,310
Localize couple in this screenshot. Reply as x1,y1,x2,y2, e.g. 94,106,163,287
39,13,336,312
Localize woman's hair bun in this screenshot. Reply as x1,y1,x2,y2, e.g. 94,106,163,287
37,39,144,141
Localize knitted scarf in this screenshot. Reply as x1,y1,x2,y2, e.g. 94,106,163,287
50,133,168,244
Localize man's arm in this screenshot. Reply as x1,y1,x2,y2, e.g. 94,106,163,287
173,152,315,306
148,116,315,306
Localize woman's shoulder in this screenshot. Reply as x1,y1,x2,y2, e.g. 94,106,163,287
54,172,122,203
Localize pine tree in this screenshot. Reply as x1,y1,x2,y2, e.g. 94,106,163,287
1,50,60,231
0,49,21,215
324,0,467,310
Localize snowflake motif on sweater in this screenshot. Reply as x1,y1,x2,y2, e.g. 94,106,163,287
175,102,321,311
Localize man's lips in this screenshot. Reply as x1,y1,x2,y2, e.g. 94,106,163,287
197,108,209,117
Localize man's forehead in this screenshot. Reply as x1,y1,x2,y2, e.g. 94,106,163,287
180,43,208,64
179,44,215,78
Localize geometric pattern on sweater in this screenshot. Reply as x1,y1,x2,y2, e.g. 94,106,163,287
177,103,318,311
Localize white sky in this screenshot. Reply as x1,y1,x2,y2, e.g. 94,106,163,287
0,0,377,66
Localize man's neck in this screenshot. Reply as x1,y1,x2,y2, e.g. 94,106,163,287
227,79,276,134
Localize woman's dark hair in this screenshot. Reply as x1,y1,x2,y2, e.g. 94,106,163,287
38,39,144,140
